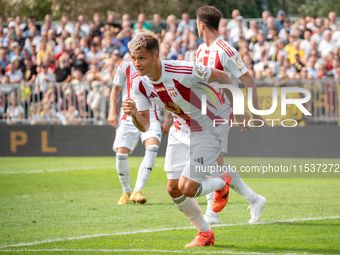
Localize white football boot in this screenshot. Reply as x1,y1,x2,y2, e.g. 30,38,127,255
248,195,267,223
203,212,221,225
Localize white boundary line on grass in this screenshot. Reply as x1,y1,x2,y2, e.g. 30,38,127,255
0,164,164,175
0,248,321,254
0,216,339,250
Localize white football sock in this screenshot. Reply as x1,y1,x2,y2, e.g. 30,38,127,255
194,177,225,197
172,195,210,232
227,164,259,204
205,192,218,216
134,145,158,191
116,153,131,193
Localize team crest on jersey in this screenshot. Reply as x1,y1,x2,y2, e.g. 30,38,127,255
168,88,177,97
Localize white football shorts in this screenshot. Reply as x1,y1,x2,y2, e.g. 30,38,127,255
165,125,223,182
219,124,230,153
113,121,162,154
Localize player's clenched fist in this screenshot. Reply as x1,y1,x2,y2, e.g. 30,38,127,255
108,111,118,128
122,98,137,116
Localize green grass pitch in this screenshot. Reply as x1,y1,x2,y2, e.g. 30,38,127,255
0,157,340,254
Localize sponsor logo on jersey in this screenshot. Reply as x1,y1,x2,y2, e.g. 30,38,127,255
195,67,208,81
235,56,242,66
168,88,177,97
155,87,166,92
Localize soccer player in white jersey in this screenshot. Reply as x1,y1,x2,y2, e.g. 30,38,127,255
108,58,172,205
195,6,267,224
122,30,252,247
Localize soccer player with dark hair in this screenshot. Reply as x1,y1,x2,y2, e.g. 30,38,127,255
196,6,267,224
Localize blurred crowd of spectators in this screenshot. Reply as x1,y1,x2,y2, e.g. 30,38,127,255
0,10,339,124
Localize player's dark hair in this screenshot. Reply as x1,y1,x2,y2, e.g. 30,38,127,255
196,6,221,31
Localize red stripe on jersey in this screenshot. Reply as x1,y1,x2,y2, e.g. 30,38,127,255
121,65,132,121
217,40,234,57
153,82,201,131
196,48,202,59
164,64,193,70
118,58,132,68
173,79,224,127
216,41,232,58
215,52,224,71
218,40,234,55
154,104,159,121
131,72,139,80
203,50,210,66
173,116,181,130
126,65,131,98
164,66,193,72
138,81,148,98
165,69,192,75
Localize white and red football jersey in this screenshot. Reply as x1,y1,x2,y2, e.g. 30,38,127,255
196,38,248,84
113,59,160,123
131,60,231,132
196,38,248,117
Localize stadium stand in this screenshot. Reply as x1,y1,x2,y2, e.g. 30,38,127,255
0,11,339,125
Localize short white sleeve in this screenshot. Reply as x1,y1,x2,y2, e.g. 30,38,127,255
189,62,212,84
113,64,127,87
131,78,151,112
223,53,248,79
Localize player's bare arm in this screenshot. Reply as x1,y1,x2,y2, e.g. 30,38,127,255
209,68,251,131
161,111,173,136
239,72,268,128
108,84,122,128
122,98,150,132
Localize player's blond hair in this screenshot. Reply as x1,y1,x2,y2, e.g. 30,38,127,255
128,29,159,53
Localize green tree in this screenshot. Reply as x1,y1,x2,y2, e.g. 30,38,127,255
0,0,52,21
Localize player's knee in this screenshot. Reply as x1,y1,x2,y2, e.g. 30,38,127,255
167,182,181,197
178,182,197,198
145,144,159,153
116,153,128,160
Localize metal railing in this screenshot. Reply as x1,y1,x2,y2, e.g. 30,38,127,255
0,79,339,125
0,81,111,125
250,78,339,124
